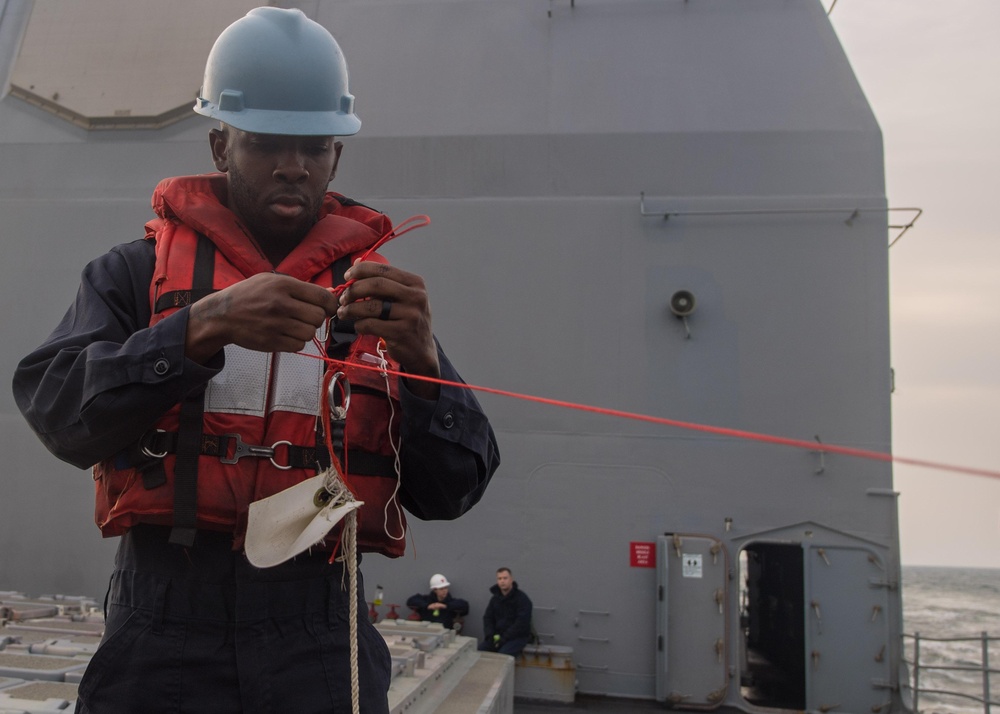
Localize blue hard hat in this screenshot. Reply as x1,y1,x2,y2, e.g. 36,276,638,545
194,7,361,136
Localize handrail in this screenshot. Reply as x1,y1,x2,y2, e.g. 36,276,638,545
916,688,996,706
904,631,996,713
902,661,1000,675
638,193,922,247
904,633,1000,643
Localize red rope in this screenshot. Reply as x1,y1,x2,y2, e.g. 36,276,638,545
330,214,430,298
320,366,352,565
317,213,1000,482
314,355,1000,481
319,366,354,495
316,215,434,565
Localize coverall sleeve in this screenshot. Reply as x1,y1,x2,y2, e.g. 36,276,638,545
450,597,470,618
12,241,222,469
406,593,430,610
396,344,500,520
482,600,496,639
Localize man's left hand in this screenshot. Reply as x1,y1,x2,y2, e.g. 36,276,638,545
336,260,440,399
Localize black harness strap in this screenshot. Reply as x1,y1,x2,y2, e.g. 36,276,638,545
328,254,357,353
168,234,214,547
138,429,395,476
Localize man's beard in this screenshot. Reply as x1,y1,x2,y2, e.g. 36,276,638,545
227,163,320,249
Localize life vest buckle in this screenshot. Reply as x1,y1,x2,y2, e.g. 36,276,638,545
220,432,274,465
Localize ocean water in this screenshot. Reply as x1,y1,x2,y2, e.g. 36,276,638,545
902,566,1000,714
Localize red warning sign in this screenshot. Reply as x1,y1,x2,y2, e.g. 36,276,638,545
630,541,656,568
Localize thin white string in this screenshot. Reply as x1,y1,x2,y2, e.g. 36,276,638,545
377,341,405,541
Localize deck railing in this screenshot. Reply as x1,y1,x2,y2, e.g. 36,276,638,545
903,632,999,714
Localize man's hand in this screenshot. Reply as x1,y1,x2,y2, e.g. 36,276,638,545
336,260,441,399
427,603,447,611
185,273,338,363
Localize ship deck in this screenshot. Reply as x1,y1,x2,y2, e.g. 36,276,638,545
515,694,666,712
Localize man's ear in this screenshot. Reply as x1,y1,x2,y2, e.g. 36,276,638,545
330,141,344,181
209,127,230,172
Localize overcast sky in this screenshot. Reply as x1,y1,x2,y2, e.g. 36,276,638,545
828,2,1000,568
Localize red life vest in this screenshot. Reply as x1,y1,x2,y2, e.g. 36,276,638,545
92,175,408,557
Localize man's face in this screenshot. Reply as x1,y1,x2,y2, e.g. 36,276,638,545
209,127,343,253
496,570,513,595
433,586,449,601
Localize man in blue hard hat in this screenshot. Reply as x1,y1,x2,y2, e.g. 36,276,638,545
12,7,499,713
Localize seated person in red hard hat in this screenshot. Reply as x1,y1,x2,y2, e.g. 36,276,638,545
407,573,469,630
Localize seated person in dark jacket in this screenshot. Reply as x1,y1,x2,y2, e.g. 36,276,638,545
479,567,533,656
406,573,469,630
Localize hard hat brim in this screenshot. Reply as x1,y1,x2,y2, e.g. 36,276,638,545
194,103,361,137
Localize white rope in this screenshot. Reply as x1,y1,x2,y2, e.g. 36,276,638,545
317,466,361,714
376,341,405,542
345,510,361,714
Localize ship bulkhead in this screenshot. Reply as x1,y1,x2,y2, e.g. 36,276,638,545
0,1,905,711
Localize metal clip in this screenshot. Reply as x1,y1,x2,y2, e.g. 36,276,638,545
313,318,330,344
220,433,274,465
216,435,292,469
140,429,168,459
327,371,351,421
268,440,292,471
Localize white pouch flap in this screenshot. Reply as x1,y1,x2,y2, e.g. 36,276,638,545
245,473,363,568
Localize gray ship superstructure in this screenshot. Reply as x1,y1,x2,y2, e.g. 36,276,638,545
0,0,908,710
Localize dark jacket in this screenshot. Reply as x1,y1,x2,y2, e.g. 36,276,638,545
406,591,469,630
482,582,532,645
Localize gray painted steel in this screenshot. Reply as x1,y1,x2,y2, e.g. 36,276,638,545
0,1,905,710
